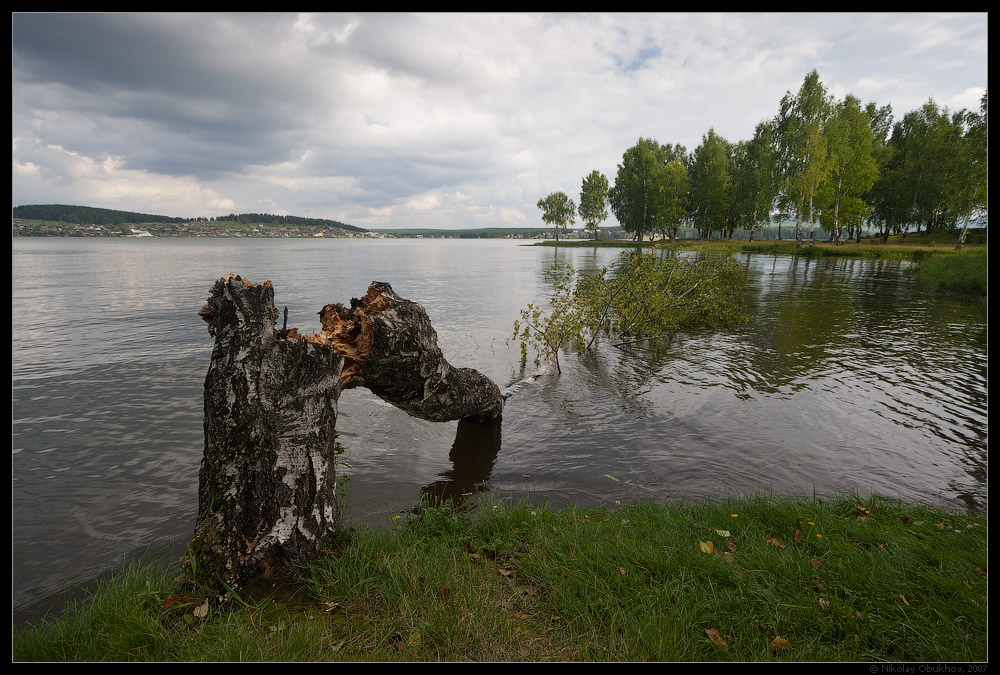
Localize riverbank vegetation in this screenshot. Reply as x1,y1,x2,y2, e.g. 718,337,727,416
532,228,987,297
513,252,750,372
540,72,986,252
13,495,986,662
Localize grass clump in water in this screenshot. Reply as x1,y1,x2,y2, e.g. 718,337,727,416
14,494,987,662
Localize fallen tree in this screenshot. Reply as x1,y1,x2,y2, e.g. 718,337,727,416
186,274,503,600
513,251,750,372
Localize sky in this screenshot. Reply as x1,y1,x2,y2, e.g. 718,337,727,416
12,12,988,230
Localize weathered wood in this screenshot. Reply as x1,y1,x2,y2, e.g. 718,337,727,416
187,275,502,599
313,282,504,423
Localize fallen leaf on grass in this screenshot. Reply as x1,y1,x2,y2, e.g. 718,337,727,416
770,636,790,653
811,556,820,567
726,540,738,552
700,541,715,554
765,535,786,549
794,530,802,544
161,593,194,610
619,566,627,576
901,513,912,523
715,529,731,537
812,577,825,591
408,631,422,648
705,628,730,652
974,566,987,576
818,597,830,609
900,594,910,606
193,599,210,618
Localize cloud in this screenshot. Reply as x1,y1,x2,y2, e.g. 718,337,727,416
13,137,235,216
11,12,988,229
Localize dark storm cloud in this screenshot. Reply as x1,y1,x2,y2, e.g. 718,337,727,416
13,13,316,177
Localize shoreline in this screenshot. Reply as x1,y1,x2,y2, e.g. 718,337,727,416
14,493,988,661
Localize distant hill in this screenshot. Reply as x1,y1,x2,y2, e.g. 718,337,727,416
13,204,190,225
12,204,365,233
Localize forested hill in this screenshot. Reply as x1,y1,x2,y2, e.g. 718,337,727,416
213,212,365,233
13,204,189,225
12,204,366,233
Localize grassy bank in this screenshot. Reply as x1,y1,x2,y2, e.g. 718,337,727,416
915,251,987,296
533,233,987,297
14,494,986,662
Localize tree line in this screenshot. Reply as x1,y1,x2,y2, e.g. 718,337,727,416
12,204,192,226
215,213,365,233
13,204,366,234
538,71,987,249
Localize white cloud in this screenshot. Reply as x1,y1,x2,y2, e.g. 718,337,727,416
13,138,234,216
11,12,988,229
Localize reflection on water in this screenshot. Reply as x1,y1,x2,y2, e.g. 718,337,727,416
421,419,503,507
12,238,987,617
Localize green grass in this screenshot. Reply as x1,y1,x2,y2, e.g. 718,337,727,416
533,228,987,263
14,495,987,662
915,251,987,296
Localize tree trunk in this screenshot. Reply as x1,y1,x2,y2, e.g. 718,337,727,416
187,275,503,600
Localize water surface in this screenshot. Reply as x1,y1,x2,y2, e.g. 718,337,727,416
12,238,987,616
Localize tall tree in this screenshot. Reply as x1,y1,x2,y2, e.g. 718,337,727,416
688,128,733,239
730,122,779,243
609,138,674,241
951,91,988,249
775,70,832,248
578,170,610,240
652,159,690,242
537,191,576,243
856,102,894,242
817,94,879,245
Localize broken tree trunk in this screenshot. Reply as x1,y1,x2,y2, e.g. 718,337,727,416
188,275,502,599
309,282,504,423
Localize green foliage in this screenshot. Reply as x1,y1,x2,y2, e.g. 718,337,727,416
536,191,577,242
578,170,610,238
512,264,589,373
609,138,688,241
774,70,834,247
688,128,734,238
818,94,879,243
513,252,750,371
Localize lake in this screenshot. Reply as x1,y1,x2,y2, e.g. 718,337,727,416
11,237,988,618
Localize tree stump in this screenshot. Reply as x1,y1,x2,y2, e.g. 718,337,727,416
188,275,502,599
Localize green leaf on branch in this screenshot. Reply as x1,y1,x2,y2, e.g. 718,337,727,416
514,251,749,371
